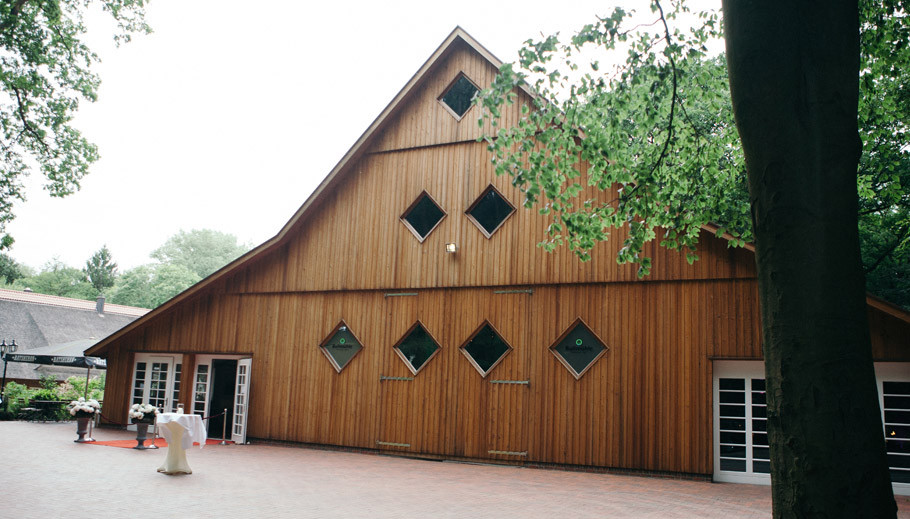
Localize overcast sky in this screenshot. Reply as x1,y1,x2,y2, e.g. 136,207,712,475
6,0,711,271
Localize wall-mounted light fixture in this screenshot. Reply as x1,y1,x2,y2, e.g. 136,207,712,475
445,243,457,254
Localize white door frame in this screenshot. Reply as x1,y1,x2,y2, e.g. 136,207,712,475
191,355,249,436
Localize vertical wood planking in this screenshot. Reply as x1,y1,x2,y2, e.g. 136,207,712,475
99,279,865,475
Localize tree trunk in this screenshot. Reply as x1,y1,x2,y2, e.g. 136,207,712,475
722,1,896,516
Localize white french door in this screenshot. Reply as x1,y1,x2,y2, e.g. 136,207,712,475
130,354,182,420
191,354,252,444
877,363,910,495
232,358,252,444
714,360,910,496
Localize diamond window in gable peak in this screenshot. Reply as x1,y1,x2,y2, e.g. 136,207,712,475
439,73,480,120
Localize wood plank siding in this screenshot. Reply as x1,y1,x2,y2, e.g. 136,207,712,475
92,28,909,477
233,140,757,294
102,280,767,473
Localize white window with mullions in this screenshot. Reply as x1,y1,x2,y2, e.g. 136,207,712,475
170,363,182,413
714,361,770,484
714,360,910,495
193,364,210,418
131,362,147,405
877,362,910,495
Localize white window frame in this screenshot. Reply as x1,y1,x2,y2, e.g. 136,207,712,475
713,360,910,495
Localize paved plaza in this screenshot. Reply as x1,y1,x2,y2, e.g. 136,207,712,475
1,421,908,518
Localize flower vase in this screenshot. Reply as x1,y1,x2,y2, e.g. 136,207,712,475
133,417,158,449
74,415,94,443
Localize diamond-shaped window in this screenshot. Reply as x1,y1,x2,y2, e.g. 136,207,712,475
549,318,608,379
319,321,363,373
439,73,479,119
401,191,446,242
466,185,515,238
394,322,441,375
460,321,512,378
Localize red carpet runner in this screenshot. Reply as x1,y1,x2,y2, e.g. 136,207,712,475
87,438,232,448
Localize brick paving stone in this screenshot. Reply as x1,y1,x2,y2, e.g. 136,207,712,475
1,421,908,518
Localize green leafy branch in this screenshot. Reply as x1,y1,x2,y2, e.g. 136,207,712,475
478,0,751,276
0,0,151,249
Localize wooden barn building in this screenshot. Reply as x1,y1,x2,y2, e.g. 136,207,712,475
87,28,910,492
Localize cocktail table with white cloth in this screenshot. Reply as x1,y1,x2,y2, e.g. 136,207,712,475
156,412,207,474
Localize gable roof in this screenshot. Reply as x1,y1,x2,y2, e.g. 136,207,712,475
86,28,910,356
0,288,149,317
0,290,146,379
87,27,516,356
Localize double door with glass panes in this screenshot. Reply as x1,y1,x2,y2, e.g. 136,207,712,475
191,355,252,445
130,354,182,418
713,360,910,495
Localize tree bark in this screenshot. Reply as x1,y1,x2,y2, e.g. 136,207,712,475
722,1,896,516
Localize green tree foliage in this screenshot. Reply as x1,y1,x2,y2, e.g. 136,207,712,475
478,3,908,304
479,4,744,276
0,252,26,284
863,219,910,308
12,258,94,298
108,229,248,308
109,263,200,309
151,229,250,279
0,0,150,250
83,244,117,295
3,229,246,308
570,51,910,307
856,0,910,309
480,0,902,514
58,374,105,401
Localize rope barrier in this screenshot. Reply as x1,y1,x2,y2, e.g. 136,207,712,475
98,411,129,426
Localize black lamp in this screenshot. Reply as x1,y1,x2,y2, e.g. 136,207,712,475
0,339,18,356
1,339,18,410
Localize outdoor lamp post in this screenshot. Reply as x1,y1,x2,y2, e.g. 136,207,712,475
1,339,18,410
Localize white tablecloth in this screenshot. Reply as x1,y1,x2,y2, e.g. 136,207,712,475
156,412,207,450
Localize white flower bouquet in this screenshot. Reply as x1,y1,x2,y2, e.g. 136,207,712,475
67,397,101,418
129,403,159,422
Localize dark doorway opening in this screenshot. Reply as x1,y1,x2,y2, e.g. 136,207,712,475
208,359,237,438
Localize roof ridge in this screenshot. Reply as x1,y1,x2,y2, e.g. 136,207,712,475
0,288,149,317
86,26,507,356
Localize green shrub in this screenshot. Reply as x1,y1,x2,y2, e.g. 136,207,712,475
1,375,105,421
31,387,58,401
1,381,32,414
38,374,57,391
59,374,105,402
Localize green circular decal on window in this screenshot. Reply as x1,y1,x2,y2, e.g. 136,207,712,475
339,338,346,345
575,339,583,346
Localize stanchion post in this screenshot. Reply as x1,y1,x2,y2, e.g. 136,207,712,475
149,408,160,449
219,408,228,445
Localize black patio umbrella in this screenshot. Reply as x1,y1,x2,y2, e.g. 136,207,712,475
1,339,106,403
